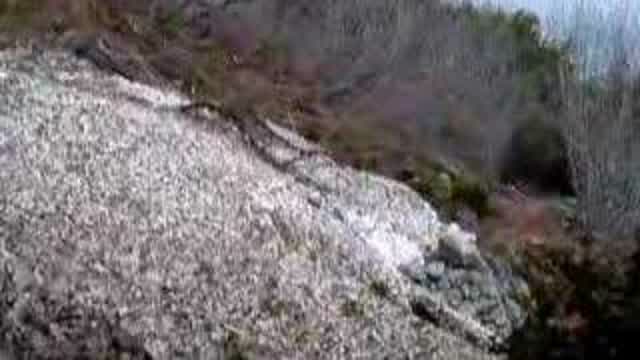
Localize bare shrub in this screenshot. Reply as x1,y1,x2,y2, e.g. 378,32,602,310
484,187,565,248
230,0,531,178
559,66,640,237
555,1,640,237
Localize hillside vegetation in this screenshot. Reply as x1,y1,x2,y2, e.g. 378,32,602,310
2,1,640,359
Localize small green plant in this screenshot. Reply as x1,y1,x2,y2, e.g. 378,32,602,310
341,298,366,318
450,176,491,217
0,0,41,30
185,44,232,98
261,297,288,318
155,7,186,39
222,326,254,360
292,327,315,345
368,279,391,299
255,36,289,65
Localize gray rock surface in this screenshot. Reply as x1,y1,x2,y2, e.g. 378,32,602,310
401,224,529,351
0,48,524,359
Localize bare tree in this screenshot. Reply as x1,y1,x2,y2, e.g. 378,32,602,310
556,0,640,237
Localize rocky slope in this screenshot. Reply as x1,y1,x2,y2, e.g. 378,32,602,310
0,47,526,359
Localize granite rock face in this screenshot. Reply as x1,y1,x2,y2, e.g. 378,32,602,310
0,48,524,359
402,224,529,350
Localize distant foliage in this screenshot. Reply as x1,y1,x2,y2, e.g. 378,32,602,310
231,0,574,182
463,7,569,108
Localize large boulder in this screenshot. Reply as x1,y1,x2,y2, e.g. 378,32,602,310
0,47,525,359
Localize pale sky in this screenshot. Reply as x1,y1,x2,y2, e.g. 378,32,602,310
465,0,640,75
470,0,638,32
